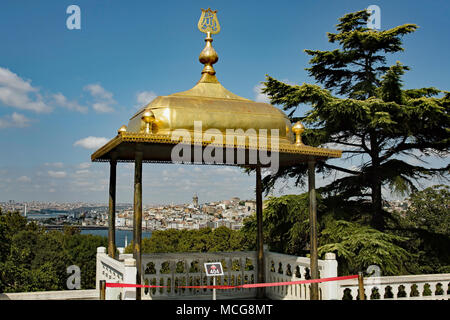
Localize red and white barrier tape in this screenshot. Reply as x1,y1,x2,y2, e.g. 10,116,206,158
105,274,358,290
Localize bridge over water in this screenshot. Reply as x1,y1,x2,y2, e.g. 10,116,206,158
43,225,109,231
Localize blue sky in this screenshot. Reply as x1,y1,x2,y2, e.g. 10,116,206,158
0,0,448,204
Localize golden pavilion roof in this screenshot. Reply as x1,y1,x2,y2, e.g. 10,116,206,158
91,9,341,167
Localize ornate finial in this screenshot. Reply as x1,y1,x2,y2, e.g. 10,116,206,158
141,110,155,134
198,8,220,35
197,8,220,83
118,125,127,134
292,121,305,145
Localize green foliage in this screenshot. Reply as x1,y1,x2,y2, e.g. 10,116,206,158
261,9,449,230
306,9,417,99
124,226,250,254
241,194,313,255
0,210,107,293
62,232,107,289
389,185,450,274
242,193,413,276
242,186,450,276
402,185,449,236
318,220,411,275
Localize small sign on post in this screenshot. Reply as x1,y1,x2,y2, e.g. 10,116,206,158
204,262,224,300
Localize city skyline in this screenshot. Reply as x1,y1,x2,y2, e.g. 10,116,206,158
0,193,256,207
1,0,449,204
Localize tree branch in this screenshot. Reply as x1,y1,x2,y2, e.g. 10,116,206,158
322,163,360,175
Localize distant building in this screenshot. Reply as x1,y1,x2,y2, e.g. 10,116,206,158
116,217,126,227
202,205,216,214
245,201,256,213
193,194,199,208
231,223,243,230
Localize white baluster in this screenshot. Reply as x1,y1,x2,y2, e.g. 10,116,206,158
350,287,358,300
378,286,386,300
403,284,412,299
339,288,345,300
364,285,372,300
392,285,399,299
182,259,189,297
169,261,175,296
429,283,436,296
416,283,425,297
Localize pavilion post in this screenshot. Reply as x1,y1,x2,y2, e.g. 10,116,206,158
255,165,265,298
133,151,143,300
108,159,117,258
308,160,319,300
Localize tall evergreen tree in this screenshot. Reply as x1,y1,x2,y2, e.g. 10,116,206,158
262,10,449,230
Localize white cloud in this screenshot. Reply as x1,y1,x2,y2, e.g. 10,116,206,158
0,67,52,113
92,102,114,113
17,176,31,182
215,167,240,175
52,92,88,113
0,112,33,129
136,91,157,106
78,162,91,169
84,84,116,113
88,185,105,192
44,162,64,168
48,170,67,178
254,79,296,104
84,84,113,100
73,136,109,149
253,83,270,103
75,169,90,175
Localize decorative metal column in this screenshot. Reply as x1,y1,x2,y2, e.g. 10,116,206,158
308,160,319,300
133,151,143,300
255,165,265,298
107,159,117,258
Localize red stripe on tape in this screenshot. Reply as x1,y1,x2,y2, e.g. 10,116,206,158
238,275,358,288
104,274,358,290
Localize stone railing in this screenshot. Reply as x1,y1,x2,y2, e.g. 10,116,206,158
338,273,450,300
118,251,258,300
110,248,337,300
97,246,450,300
265,251,338,300
96,247,136,300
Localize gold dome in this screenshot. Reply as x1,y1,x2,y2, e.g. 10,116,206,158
124,10,297,145
91,9,342,165
127,36,295,144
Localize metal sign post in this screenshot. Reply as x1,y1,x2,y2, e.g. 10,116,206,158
213,276,216,300
204,262,224,301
